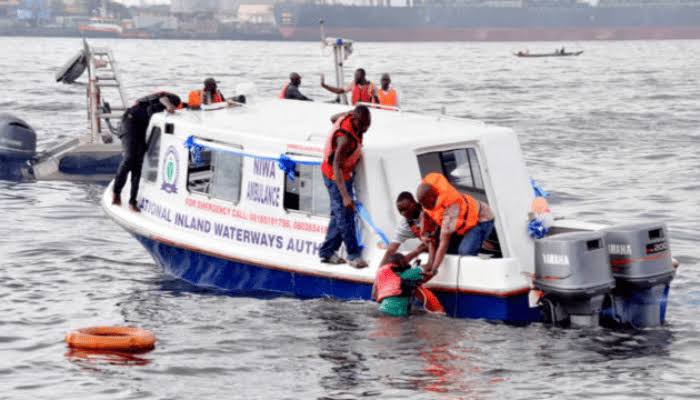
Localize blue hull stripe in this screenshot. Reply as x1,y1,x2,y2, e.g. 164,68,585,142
135,233,541,323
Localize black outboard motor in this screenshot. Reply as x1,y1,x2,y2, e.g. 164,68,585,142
535,231,616,327
601,223,675,328
0,113,36,180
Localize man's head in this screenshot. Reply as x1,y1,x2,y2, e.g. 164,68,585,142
203,77,217,94
416,183,439,210
352,105,371,134
396,191,421,220
380,73,391,91
290,72,301,86
354,68,366,84
388,252,408,267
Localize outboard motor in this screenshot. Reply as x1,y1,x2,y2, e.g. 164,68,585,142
601,223,675,328
0,113,36,180
535,231,616,327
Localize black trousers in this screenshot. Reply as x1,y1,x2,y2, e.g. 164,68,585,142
113,112,147,205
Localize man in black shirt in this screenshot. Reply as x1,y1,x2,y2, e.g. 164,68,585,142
282,72,312,101
112,92,181,212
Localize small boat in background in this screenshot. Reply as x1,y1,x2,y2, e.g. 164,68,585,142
0,39,125,182
515,49,583,58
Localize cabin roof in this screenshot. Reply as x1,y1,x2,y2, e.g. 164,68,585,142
154,99,509,152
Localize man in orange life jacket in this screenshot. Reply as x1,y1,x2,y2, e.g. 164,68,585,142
279,72,312,101
380,192,437,266
112,92,181,212
321,68,378,105
377,73,399,109
188,77,225,109
319,105,372,269
417,173,495,278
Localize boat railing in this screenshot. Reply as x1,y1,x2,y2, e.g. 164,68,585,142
355,102,401,112
83,39,129,144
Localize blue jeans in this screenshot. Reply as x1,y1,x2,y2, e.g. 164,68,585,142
457,220,495,256
319,176,362,260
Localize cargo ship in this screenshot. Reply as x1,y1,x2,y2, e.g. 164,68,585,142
274,0,700,41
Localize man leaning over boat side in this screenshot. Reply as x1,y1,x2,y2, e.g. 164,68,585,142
380,192,437,267
112,92,182,212
319,105,371,269
416,173,495,279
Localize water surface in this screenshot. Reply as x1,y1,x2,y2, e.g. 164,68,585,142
1,37,699,399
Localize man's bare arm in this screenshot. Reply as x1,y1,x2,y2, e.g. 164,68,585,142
380,242,401,266
427,204,460,276
159,96,176,113
321,74,349,95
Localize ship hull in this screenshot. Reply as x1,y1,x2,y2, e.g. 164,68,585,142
279,25,700,41
275,3,700,41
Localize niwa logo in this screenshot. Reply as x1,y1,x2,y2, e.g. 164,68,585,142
161,146,179,194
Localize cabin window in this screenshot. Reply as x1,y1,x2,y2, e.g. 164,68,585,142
187,148,213,195
143,126,161,182
210,151,243,204
284,161,329,216
417,148,485,194
187,144,243,205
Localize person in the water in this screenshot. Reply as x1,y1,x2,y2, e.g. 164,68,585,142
372,253,424,317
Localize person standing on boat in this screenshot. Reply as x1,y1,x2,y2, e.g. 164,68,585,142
416,173,495,279
319,105,372,268
188,78,225,109
377,73,399,109
280,72,312,101
380,192,437,266
321,68,378,105
112,92,182,212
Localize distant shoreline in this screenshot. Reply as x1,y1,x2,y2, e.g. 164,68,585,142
2,28,700,42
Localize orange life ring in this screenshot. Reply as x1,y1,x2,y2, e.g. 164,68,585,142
65,326,156,353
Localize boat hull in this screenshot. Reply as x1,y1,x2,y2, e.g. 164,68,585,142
515,51,584,58
134,233,540,323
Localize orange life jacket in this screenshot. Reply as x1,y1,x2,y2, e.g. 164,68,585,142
278,83,289,99
188,89,224,108
377,88,398,108
351,81,376,105
415,287,445,314
375,263,403,303
320,115,363,181
421,173,480,236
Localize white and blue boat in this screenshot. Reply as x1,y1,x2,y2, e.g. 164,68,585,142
102,99,678,328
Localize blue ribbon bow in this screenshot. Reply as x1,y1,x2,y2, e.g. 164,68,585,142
528,218,549,240
277,154,298,181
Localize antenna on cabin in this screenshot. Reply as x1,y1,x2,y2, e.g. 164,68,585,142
320,19,353,105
